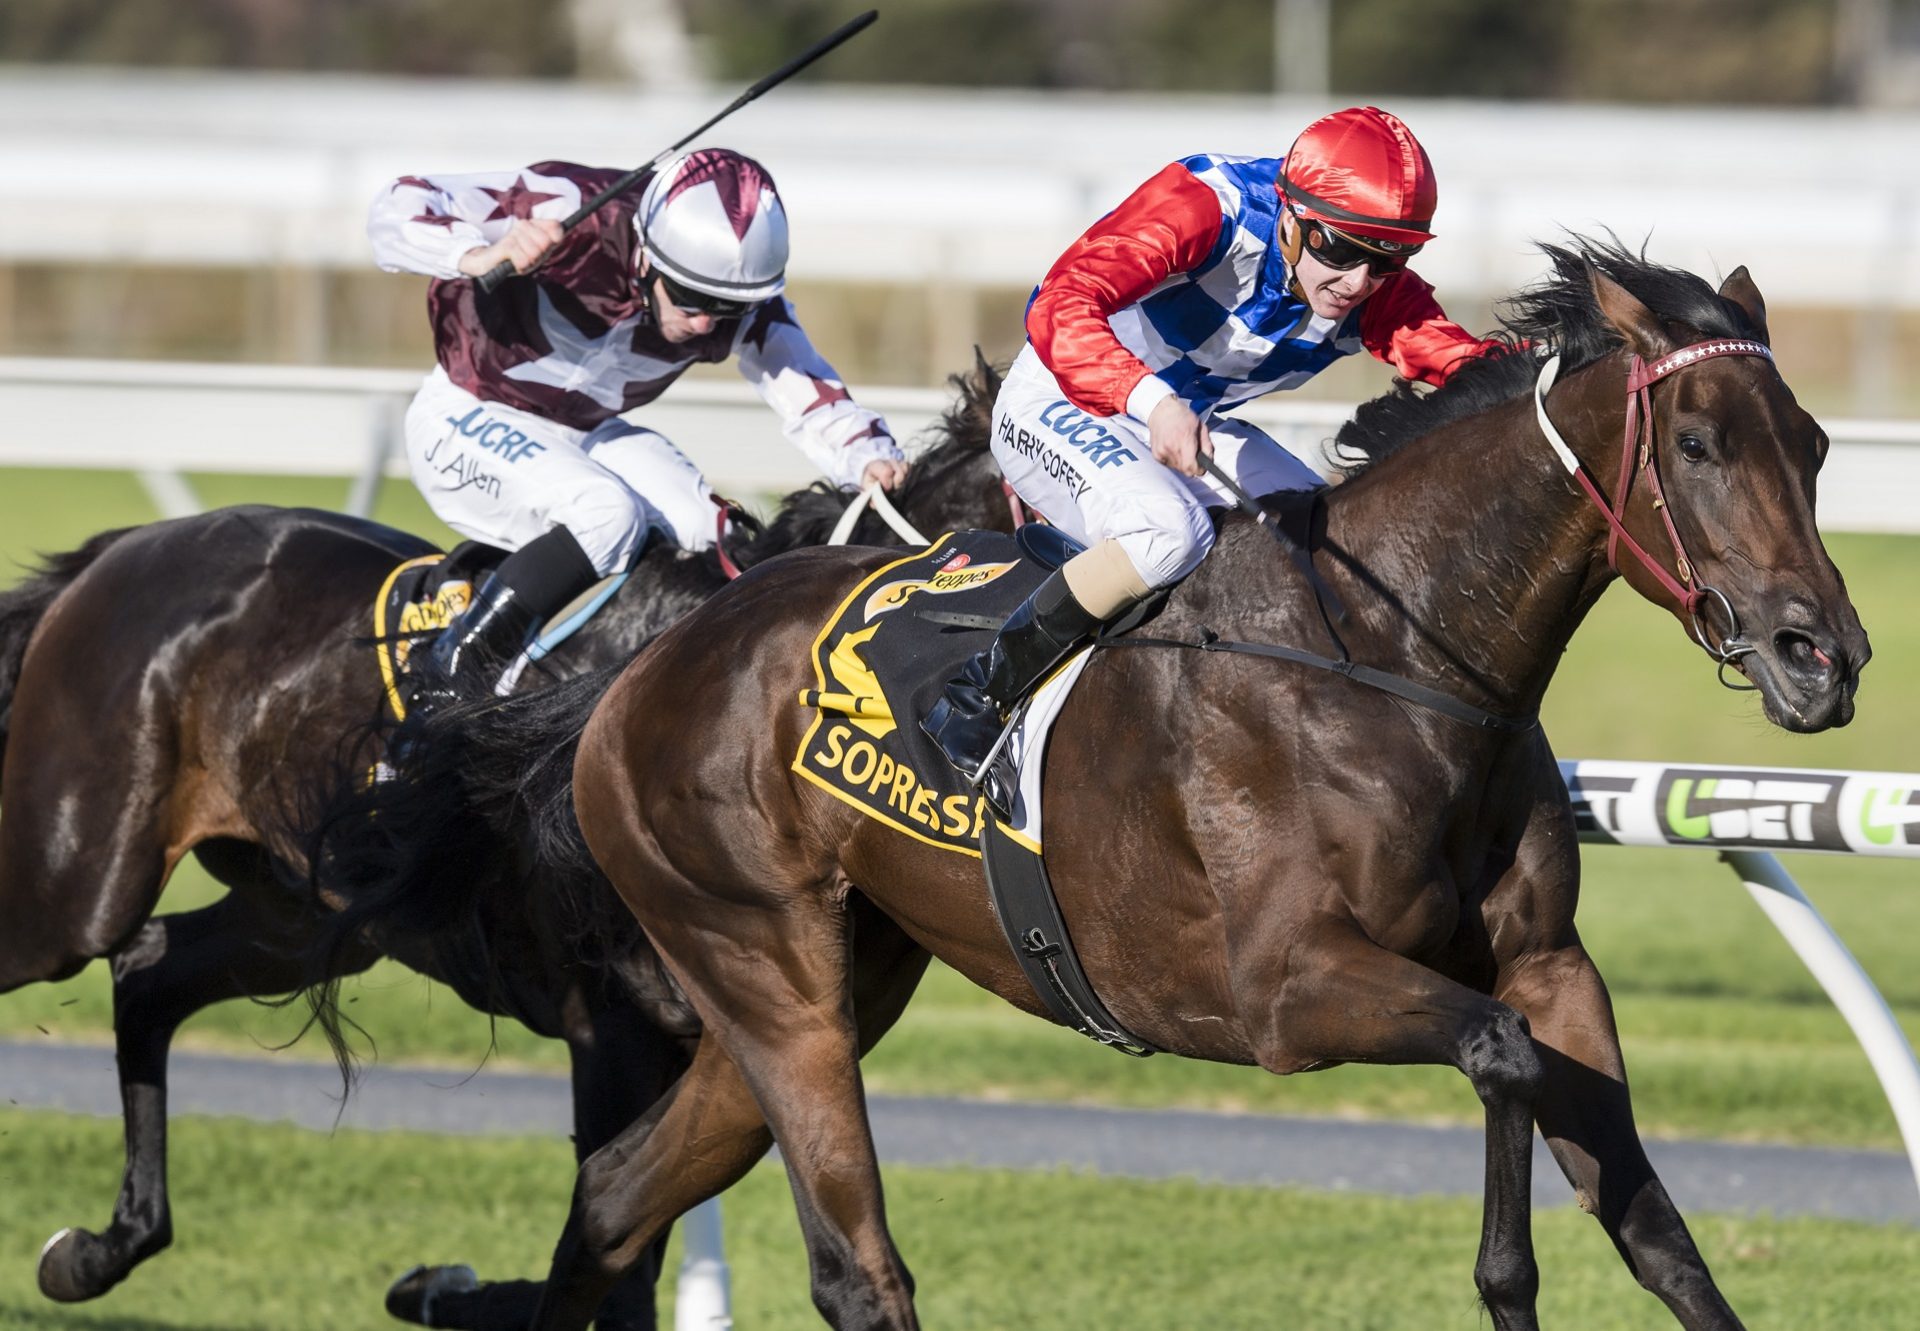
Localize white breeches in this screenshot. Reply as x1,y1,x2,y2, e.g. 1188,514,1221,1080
403,367,718,576
989,345,1323,590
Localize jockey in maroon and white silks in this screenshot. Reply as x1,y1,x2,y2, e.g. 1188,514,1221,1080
927,106,1503,779
369,148,906,709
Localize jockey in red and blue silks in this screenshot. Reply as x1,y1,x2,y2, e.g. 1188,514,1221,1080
927,105,1502,778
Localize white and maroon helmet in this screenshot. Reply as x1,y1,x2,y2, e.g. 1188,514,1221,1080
636,148,788,309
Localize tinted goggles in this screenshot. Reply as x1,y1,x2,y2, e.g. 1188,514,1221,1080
1302,221,1420,277
656,270,758,319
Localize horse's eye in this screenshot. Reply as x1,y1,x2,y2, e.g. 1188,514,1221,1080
1678,434,1708,463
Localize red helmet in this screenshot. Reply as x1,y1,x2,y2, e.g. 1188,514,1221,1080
1277,106,1437,248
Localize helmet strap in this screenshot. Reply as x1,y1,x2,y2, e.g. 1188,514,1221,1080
634,248,664,327
1279,209,1306,267
1279,211,1307,302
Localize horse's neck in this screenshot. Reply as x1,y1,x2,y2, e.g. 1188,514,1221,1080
1217,372,1624,718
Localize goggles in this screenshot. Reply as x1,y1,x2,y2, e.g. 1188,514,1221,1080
655,269,758,320
1301,220,1420,278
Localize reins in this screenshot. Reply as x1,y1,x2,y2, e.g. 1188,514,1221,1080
1145,453,1536,734
1096,624,1538,733
1113,334,1775,729
714,481,933,582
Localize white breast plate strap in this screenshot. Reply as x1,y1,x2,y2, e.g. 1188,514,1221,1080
1533,353,1581,475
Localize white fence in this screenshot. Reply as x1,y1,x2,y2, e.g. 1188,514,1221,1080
6,356,1920,534
1563,759,1920,1187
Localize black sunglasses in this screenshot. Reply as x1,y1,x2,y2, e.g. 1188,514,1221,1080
654,270,758,319
1302,221,1420,277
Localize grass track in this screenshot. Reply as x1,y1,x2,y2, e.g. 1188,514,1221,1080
0,1108,1914,1331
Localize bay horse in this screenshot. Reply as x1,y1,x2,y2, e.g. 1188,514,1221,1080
0,364,1012,1329
475,242,1865,1329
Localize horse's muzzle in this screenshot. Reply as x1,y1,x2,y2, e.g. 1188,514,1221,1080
1747,616,1870,733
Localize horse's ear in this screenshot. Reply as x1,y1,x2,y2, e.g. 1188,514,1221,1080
1587,261,1673,359
1717,265,1770,344
972,344,1003,396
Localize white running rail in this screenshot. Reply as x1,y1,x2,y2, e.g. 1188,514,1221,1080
1562,758,1920,1191
5,356,1920,532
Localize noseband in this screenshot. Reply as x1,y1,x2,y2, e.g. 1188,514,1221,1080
1533,337,1774,690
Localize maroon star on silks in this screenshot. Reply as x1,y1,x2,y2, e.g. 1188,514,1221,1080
801,375,852,415
665,149,772,240
738,298,797,355
843,422,892,446
411,210,458,229
479,175,563,222
392,176,436,193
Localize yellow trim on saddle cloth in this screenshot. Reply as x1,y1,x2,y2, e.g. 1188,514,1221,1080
373,554,466,723
791,535,996,860
995,813,1043,856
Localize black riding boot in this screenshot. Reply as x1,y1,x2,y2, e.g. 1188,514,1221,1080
923,568,1103,778
421,577,539,700
409,524,599,718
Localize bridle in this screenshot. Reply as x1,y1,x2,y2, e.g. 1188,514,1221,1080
1533,337,1775,690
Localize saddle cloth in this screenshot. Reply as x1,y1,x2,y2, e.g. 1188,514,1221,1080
792,530,1094,857
372,542,502,721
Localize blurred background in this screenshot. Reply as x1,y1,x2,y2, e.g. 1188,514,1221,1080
3,0,1918,403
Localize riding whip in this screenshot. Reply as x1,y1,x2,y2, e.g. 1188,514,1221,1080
477,9,879,293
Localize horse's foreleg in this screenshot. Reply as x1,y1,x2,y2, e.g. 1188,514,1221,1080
37,890,370,1303
1261,920,1544,1331
1500,945,1745,1330
529,1034,772,1331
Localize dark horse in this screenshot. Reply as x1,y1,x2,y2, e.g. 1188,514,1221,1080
0,365,1012,1328
355,242,1864,1330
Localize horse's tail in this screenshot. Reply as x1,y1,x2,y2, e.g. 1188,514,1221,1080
0,528,138,786
301,665,619,1076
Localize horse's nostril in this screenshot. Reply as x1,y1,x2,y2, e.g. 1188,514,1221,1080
1773,630,1834,680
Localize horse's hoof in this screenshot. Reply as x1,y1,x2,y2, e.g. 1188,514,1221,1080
37,1227,120,1302
386,1264,479,1326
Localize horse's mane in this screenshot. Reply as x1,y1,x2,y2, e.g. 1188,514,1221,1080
733,352,1001,565
1332,235,1763,476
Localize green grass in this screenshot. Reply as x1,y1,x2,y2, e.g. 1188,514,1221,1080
0,1108,1912,1331
1,470,1918,1149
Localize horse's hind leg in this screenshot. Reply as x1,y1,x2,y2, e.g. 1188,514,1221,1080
1501,944,1745,1330
648,890,924,1331
526,1034,774,1331
0,779,164,994
37,888,374,1303
390,999,693,1331
528,895,929,1331
1258,919,1545,1331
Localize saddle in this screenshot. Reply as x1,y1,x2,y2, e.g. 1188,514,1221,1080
793,530,1055,853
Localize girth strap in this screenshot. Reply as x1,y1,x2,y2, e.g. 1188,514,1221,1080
979,818,1159,1057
